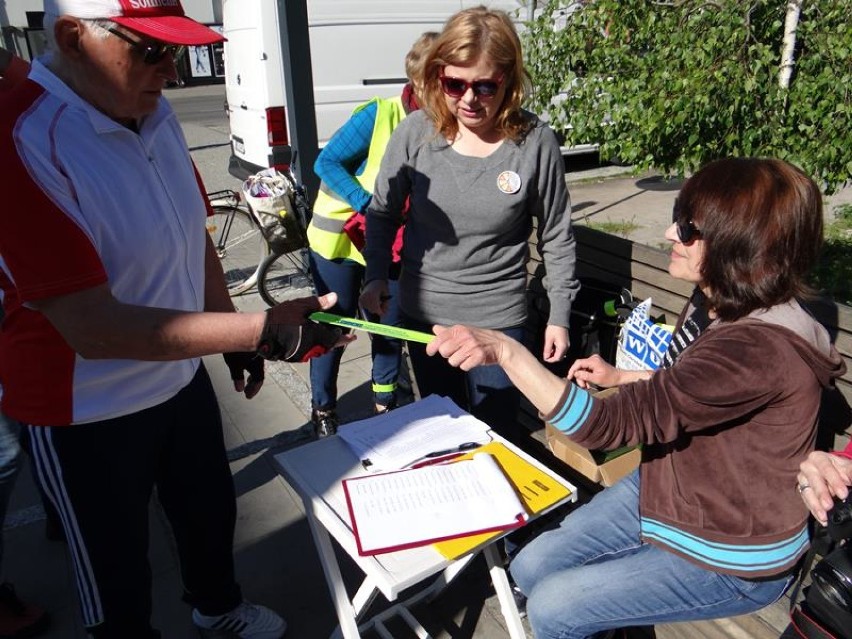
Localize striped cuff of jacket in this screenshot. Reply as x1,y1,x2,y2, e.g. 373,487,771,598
547,383,596,436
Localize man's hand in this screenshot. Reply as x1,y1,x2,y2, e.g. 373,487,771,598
257,293,351,362
222,351,264,399
797,450,852,526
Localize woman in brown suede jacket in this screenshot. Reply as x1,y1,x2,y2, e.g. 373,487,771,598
427,157,846,639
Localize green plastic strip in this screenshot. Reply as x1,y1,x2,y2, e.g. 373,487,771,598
310,312,434,344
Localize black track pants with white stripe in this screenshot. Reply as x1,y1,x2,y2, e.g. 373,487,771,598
28,365,242,638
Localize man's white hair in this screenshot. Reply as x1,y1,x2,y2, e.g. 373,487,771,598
43,0,127,20
43,12,111,53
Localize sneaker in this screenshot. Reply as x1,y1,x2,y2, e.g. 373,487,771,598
192,601,285,639
311,408,338,438
0,582,49,638
373,397,398,415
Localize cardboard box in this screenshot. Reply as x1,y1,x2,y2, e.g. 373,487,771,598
544,388,641,487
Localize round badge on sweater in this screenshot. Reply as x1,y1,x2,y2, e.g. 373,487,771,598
496,170,522,194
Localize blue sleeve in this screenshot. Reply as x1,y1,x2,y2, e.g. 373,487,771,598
313,102,377,214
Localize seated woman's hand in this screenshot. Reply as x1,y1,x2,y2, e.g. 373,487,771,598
427,324,507,370
567,354,622,389
797,450,852,526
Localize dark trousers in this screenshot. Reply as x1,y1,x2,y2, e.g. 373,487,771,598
27,365,241,638
403,315,529,446
308,250,403,408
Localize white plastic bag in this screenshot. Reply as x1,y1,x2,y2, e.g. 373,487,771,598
241,168,307,253
615,298,673,371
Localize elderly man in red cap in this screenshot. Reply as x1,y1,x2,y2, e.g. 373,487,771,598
0,1,346,637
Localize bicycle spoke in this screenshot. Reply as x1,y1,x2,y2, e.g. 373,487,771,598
258,250,314,306
206,204,267,296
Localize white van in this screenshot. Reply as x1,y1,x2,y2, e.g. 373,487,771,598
222,0,527,179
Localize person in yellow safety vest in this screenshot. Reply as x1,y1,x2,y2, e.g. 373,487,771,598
306,32,438,438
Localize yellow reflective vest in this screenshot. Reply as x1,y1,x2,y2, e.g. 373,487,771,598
307,96,406,264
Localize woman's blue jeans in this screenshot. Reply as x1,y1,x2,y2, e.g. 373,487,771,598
510,470,794,639
308,251,402,409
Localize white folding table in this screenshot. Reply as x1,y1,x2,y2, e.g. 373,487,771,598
274,431,577,639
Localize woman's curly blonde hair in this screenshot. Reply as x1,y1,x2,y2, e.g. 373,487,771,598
420,6,532,143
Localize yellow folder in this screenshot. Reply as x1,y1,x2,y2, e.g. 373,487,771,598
433,441,572,559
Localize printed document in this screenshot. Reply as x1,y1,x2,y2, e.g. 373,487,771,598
337,395,493,471
343,452,527,555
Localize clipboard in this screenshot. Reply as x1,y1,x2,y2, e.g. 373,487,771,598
342,453,527,556
310,312,434,344
432,441,573,559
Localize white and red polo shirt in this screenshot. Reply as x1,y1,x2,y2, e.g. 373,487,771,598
0,60,208,425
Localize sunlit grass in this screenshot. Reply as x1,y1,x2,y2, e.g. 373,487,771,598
585,219,640,237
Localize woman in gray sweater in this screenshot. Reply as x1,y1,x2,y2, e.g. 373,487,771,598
360,7,578,438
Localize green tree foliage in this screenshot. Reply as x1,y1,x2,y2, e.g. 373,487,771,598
522,0,851,193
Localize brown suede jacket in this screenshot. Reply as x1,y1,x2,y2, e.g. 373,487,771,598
546,299,846,578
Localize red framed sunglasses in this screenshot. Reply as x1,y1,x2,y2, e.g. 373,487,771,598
439,74,504,99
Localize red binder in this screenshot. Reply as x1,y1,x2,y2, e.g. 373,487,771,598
342,455,527,556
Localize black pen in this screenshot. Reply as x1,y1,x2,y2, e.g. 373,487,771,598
404,442,482,469
424,441,481,458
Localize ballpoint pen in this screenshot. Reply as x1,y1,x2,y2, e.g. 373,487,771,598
404,442,482,469
409,452,467,469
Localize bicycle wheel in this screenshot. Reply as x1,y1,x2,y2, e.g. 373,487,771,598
257,249,314,306
206,205,268,296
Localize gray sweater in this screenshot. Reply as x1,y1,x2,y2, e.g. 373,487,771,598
364,110,578,329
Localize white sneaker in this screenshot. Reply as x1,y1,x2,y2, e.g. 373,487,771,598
192,601,286,638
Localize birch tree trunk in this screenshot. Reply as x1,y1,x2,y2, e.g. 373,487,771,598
779,0,804,88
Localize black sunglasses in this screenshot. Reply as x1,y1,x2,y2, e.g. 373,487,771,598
107,27,186,65
672,202,702,244
439,74,503,99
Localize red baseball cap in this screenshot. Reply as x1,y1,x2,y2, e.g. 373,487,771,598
45,0,225,46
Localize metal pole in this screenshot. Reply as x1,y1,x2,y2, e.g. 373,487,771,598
276,0,319,198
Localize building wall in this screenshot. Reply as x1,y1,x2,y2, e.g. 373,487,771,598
1,0,221,31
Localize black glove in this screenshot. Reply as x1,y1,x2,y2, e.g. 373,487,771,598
257,296,342,362
223,351,265,399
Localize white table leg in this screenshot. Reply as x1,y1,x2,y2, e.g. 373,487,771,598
304,502,363,639
483,543,526,639
350,577,380,620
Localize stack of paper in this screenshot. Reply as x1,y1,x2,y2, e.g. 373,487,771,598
433,441,573,559
337,395,493,471
343,452,526,556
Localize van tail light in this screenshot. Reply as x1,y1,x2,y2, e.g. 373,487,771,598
266,107,288,146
